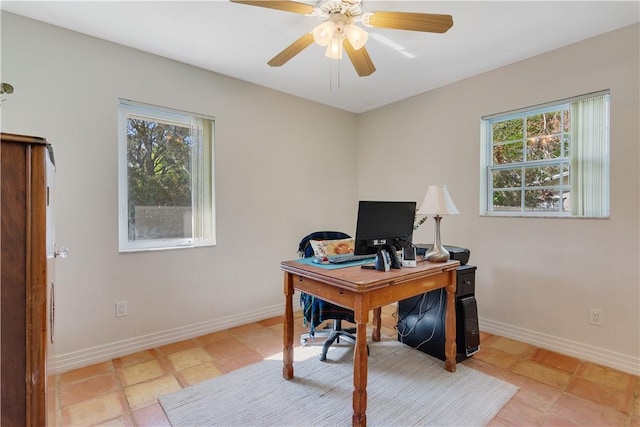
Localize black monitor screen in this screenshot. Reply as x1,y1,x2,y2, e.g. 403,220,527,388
354,201,416,255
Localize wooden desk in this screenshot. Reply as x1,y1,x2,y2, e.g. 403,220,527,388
280,259,460,427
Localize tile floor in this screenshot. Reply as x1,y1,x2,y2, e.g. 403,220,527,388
50,305,639,426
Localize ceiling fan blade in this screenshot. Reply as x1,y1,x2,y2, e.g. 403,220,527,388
268,32,315,67
368,11,453,33
344,40,375,77
230,0,315,15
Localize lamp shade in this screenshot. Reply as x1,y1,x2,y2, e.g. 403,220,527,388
313,21,337,47
345,24,368,50
418,184,460,216
324,35,343,59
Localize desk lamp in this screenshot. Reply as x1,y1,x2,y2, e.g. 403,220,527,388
418,184,460,262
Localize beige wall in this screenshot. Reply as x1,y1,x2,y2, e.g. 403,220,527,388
2,11,638,375
357,23,640,374
1,12,359,371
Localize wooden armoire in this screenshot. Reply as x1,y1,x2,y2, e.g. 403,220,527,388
1,132,56,426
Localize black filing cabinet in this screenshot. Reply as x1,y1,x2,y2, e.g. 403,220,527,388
397,264,479,362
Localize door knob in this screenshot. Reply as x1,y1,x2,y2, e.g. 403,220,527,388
54,246,69,258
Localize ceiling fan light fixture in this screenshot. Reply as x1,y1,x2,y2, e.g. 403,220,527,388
312,21,337,47
344,23,368,50
230,0,453,77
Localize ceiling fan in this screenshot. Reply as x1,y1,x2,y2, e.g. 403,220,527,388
230,0,453,77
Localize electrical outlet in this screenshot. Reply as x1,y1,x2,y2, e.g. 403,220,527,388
589,308,602,326
116,300,128,318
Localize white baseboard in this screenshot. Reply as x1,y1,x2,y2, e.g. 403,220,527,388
52,303,291,374
479,317,640,376
53,310,640,377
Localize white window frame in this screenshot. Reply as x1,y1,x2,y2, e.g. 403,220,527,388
117,99,216,252
480,91,610,218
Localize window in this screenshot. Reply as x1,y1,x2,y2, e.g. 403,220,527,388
118,100,215,251
481,92,609,218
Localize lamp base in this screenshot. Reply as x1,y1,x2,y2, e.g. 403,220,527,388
425,245,450,262
425,215,450,263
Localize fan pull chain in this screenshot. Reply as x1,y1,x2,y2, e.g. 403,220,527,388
329,58,341,91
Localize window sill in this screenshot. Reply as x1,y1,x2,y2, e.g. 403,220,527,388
480,213,610,219
119,242,216,254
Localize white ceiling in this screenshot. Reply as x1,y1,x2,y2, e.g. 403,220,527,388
2,1,639,113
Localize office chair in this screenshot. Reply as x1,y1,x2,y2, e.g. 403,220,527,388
298,231,357,361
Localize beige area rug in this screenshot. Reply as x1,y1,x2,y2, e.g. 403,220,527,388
159,340,517,426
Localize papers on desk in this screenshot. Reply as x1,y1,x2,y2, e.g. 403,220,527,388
295,257,374,270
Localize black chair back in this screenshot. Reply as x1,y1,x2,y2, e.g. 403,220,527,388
297,231,351,258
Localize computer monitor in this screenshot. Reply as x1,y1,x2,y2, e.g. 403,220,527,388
354,201,417,255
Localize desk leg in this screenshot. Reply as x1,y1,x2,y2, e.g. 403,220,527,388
444,269,457,373
283,272,294,380
352,301,369,427
372,307,381,342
